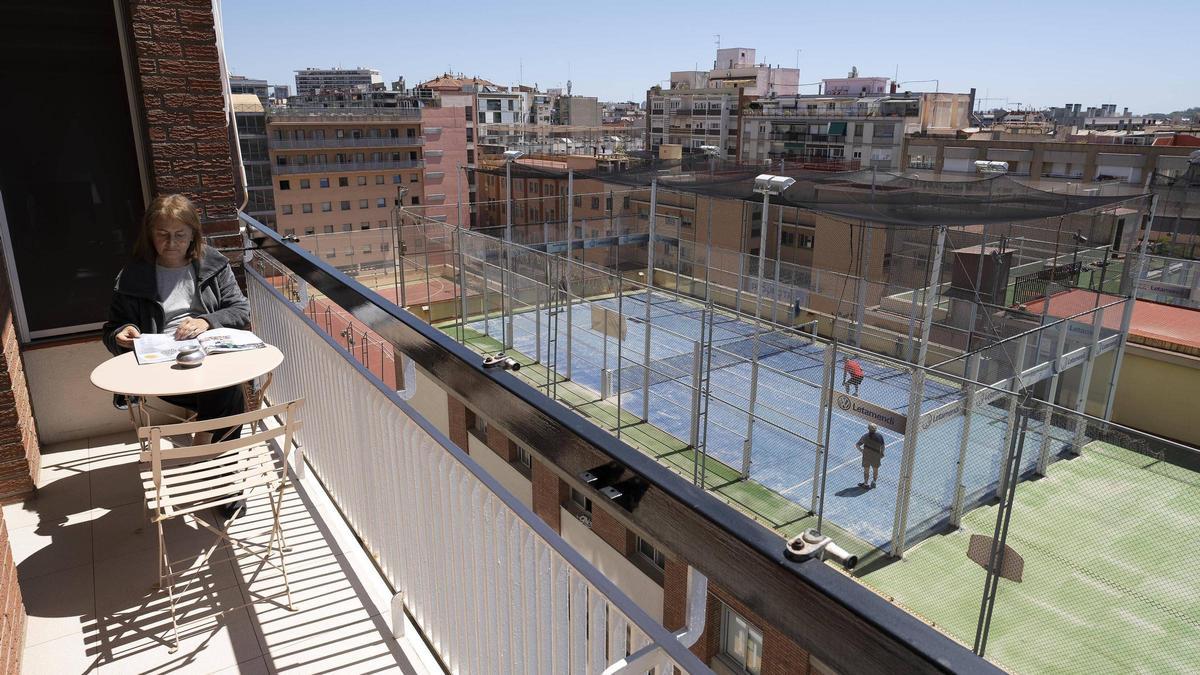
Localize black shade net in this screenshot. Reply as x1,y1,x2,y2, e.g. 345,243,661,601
469,157,1145,228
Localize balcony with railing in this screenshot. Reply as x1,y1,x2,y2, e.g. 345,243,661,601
271,136,425,150
6,226,710,675
267,107,421,122
272,159,424,175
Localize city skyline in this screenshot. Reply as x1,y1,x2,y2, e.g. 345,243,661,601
221,0,1199,113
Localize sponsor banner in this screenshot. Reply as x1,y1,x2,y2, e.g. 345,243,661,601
918,399,965,432
1057,346,1089,371
1020,361,1054,384
1138,279,1191,299
834,393,907,434
975,383,1009,409
1097,334,1121,354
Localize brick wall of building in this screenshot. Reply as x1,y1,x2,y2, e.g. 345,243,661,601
590,504,632,556
531,458,565,533
446,396,468,452
0,235,38,504
0,509,25,674
128,0,240,246
485,423,517,461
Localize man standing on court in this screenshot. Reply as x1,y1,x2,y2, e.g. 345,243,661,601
856,423,885,489
842,355,864,395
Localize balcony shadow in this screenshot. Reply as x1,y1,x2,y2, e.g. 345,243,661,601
18,461,263,673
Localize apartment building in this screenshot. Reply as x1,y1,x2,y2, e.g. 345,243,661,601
740,90,974,169
647,47,800,158
558,95,601,126
902,134,1195,182
476,88,532,146
294,66,383,94
233,93,275,227
229,74,268,102
416,73,487,226
267,105,424,271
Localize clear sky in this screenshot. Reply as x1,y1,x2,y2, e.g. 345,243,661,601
221,0,1198,114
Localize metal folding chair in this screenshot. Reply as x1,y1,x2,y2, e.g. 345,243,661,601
139,398,304,652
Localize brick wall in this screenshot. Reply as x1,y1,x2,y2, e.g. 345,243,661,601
531,458,566,533
127,0,240,245
0,240,38,504
446,396,468,452
663,567,813,675
590,505,632,556
0,510,25,674
484,423,517,462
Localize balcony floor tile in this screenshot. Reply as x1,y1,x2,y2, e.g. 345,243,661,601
11,433,417,674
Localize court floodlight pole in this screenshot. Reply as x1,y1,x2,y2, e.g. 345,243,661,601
454,178,469,343
642,179,657,420
1103,194,1156,420
394,186,409,309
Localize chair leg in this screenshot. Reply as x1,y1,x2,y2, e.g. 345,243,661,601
269,486,296,611
158,520,181,653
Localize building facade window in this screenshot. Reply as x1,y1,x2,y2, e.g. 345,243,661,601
281,204,293,215
338,176,349,187
340,200,351,211
301,203,313,214
359,199,369,209
376,175,385,184
279,179,290,190
635,536,665,570
321,201,332,212
323,225,334,234
376,197,387,207
300,178,311,189
319,177,330,188
720,605,763,675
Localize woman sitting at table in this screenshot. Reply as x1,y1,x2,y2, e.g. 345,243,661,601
102,193,250,444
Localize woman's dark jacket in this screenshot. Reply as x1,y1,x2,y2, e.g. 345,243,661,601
102,247,250,356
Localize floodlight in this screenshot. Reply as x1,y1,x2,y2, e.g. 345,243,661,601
503,150,525,161
753,174,796,195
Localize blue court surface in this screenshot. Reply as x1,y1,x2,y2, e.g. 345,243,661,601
470,291,1077,550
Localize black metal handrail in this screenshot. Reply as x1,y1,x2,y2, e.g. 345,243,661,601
240,212,999,675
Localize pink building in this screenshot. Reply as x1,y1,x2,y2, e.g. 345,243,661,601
417,75,488,227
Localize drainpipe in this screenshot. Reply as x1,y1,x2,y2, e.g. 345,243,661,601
601,567,708,674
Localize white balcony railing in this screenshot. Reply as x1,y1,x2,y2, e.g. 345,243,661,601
272,159,424,175
245,268,707,675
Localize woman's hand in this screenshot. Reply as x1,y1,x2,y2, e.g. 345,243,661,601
174,317,210,340
115,325,141,349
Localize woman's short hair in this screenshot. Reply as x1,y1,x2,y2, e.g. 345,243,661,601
134,194,206,262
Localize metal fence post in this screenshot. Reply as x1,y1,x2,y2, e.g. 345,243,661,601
688,341,702,449
853,221,873,346
996,336,1028,499
1071,306,1106,452
1037,323,1070,474
811,342,836,512
949,353,981,527
1104,194,1156,419
890,367,926,557
565,170,574,380
642,180,657,421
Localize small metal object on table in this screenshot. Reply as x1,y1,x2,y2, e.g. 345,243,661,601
90,346,284,455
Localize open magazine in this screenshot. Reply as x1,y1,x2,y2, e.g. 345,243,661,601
132,328,265,365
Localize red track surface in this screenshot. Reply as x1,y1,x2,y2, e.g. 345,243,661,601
1023,289,1200,354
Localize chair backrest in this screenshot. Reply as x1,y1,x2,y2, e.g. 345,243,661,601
139,398,304,492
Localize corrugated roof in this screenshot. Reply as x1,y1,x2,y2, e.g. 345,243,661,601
1023,289,1200,356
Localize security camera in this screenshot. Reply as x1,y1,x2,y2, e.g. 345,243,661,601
784,529,858,570
482,352,521,371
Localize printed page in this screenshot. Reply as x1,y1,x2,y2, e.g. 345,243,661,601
197,328,265,353
132,333,200,365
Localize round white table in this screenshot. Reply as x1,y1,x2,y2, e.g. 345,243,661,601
91,346,284,397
